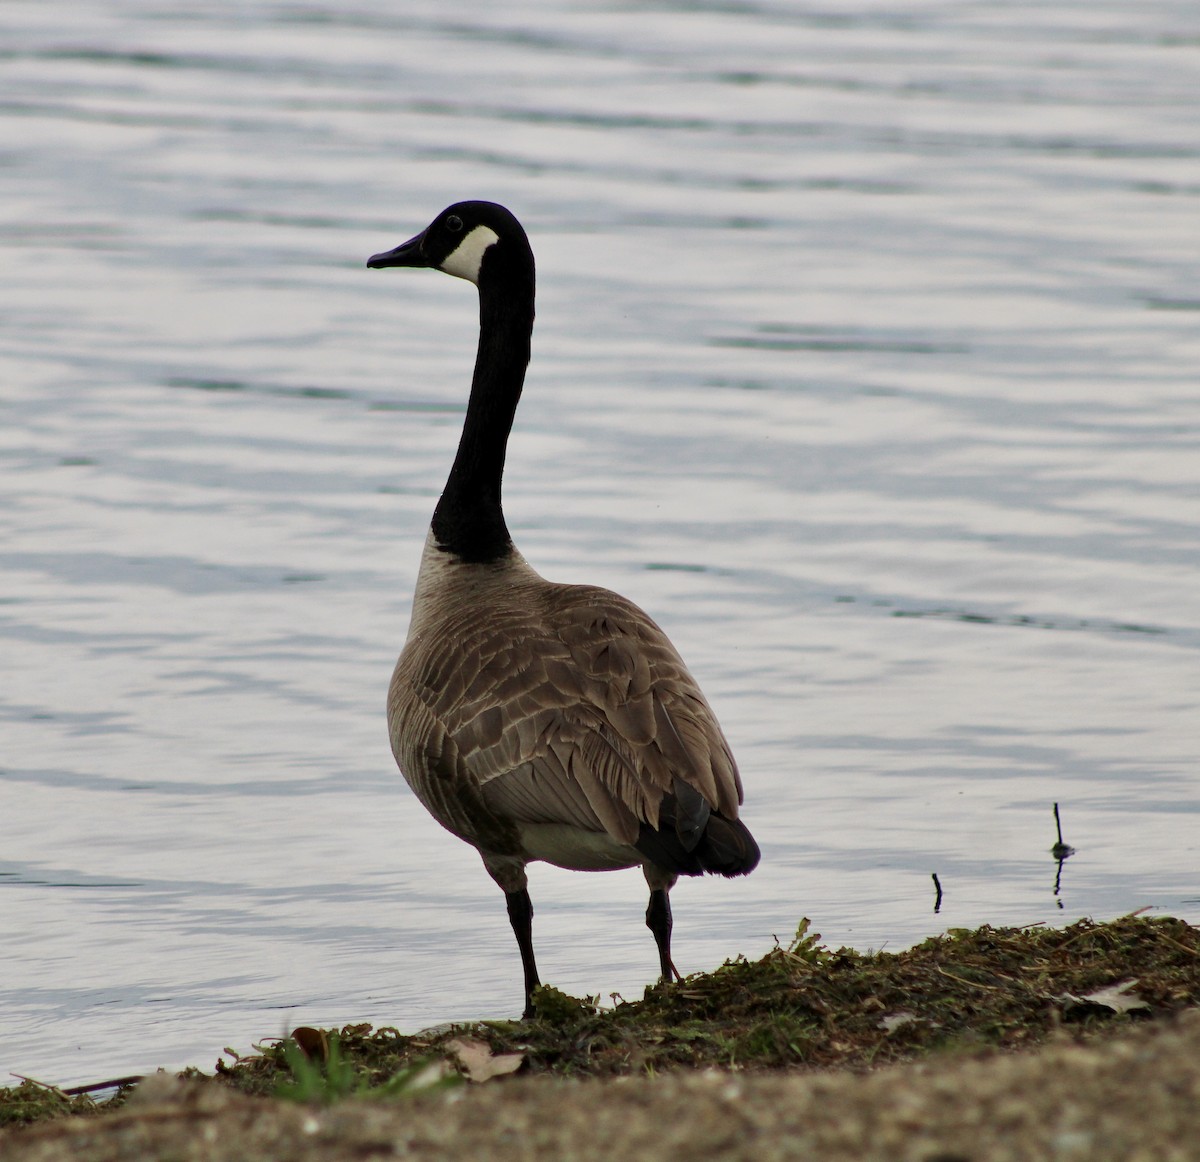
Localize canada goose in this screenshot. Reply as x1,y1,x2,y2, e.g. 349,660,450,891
368,201,759,1018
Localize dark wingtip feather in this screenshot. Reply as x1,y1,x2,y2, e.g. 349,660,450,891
697,815,760,877
634,813,760,878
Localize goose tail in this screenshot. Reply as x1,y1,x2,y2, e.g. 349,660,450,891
696,814,761,877
634,812,760,878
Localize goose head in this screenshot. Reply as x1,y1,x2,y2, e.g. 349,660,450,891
367,200,533,289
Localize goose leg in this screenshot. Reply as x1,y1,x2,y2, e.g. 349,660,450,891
505,888,540,1018
645,887,681,982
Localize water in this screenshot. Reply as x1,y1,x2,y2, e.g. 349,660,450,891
2,0,1198,1087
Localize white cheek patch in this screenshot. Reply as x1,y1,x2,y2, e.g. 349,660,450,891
440,225,500,284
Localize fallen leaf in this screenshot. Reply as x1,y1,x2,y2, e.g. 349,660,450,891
445,1038,525,1083
1059,979,1150,1017
878,1012,920,1034
290,1027,329,1062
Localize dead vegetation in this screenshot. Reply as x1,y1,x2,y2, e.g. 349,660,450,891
217,912,1197,1093
4,912,1196,1135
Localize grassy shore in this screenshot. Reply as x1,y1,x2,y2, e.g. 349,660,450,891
3,914,1199,1160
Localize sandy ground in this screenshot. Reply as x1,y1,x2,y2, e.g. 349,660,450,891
5,1011,1198,1162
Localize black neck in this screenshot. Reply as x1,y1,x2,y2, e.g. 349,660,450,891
431,253,535,563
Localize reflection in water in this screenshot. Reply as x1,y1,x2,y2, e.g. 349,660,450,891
0,0,1198,1086
1051,803,1077,911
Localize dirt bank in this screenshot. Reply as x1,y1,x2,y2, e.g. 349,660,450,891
5,1013,1199,1162
4,915,1198,1161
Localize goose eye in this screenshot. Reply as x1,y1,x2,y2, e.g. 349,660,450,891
445,214,464,233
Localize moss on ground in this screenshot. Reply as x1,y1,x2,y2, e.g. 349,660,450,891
0,1081,106,1129
4,913,1198,1127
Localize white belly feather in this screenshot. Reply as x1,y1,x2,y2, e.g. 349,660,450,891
518,824,643,872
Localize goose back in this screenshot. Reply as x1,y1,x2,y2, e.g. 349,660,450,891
387,538,745,873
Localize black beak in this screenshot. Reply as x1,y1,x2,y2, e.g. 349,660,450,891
367,230,428,269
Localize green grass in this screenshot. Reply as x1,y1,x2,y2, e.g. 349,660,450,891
272,1032,459,1104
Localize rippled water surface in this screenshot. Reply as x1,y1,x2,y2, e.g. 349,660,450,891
2,1,1198,1085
